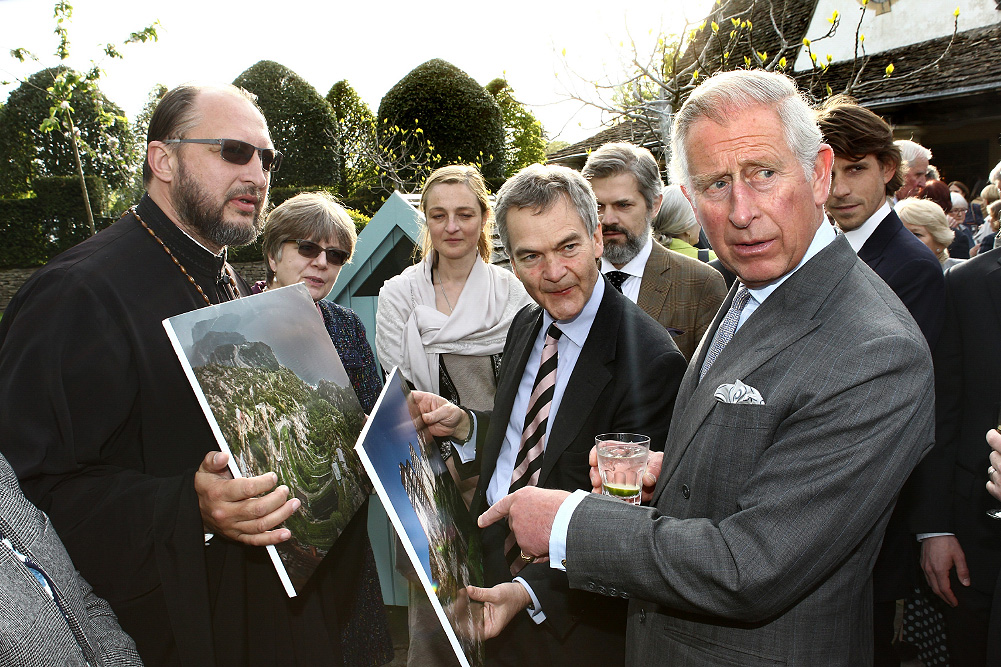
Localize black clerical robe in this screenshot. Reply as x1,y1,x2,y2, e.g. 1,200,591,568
0,195,387,666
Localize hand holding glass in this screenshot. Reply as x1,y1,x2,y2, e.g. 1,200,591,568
595,433,651,505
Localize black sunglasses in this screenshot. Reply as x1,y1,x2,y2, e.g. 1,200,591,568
162,138,283,172
284,239,349,266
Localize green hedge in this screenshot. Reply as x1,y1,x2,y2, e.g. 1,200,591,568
228,186,372,263
0,175,109,268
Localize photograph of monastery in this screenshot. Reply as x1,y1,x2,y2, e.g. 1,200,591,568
163,283,371,597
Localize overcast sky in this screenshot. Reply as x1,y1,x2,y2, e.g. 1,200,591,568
0,0,712,145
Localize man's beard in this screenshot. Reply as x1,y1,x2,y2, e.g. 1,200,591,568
602,221,651,265
173,161,266,249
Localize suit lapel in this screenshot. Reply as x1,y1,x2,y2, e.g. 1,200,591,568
857,211,899,270
538,287,617,485
654,236,857,502
637,242,672,322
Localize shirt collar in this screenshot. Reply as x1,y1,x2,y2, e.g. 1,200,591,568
541,273,605,349
840,201,891,253
744,220,837,305
599,235,652,278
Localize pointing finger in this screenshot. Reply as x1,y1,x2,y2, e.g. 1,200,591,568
478,494,513,528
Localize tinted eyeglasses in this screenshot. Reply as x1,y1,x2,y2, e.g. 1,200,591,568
283,239,349,266
162,138,283,173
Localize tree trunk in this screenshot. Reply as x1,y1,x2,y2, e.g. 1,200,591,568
65,110,96,236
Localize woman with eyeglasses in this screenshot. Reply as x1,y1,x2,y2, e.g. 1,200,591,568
255,191,394,667
376,164,530,666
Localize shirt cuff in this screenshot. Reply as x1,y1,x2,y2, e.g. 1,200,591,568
513,577,546,624
917,532,955,541
550,489,589,572
454,412,478,464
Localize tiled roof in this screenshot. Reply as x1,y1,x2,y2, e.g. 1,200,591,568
800,22,1001,108
546,117,662,163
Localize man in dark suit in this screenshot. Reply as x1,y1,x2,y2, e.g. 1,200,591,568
480,70,935,665
910,253,1001,666
816,96,946,666
582,143,727,360
416,163,687,666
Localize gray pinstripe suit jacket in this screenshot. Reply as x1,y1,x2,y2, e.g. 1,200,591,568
565,235,935,665
0,454,141,667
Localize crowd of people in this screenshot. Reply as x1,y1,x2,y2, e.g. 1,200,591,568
0,68,999,667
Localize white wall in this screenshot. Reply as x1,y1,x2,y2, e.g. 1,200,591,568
793,0,1000,70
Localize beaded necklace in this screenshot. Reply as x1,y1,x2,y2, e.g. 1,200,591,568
131,206,239,306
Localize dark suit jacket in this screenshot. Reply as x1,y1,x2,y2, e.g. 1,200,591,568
567,236,935,665
0,453,141,667
910,251,1001,660
472,278,686,667
856,209,945,601
858,209,945,349
637,241,727,360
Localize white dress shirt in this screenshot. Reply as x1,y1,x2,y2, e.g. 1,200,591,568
599,236,652,303
841,202,891,253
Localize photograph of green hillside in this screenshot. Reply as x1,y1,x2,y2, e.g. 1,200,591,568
163,284,371,597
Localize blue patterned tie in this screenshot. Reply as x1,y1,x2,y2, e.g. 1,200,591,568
700,287,750,381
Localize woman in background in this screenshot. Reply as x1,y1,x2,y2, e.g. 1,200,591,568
376,164,530,666
258,191,393,667
897,197,964,271
652,184,717,262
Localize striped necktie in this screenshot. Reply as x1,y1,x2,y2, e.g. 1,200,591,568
700,286,750,381
506,323,562,573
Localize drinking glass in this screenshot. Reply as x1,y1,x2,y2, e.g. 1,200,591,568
595,433,651,505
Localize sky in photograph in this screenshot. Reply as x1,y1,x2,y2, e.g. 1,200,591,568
0,0,713,145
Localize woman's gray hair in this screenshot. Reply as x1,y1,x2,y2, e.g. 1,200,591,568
261,191,357,284
653,184,697,238
670,70,821,191
494,164,598,254
896,197,955,249
581,143,664,211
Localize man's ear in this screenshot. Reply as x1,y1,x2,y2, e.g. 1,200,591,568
147,141,176,184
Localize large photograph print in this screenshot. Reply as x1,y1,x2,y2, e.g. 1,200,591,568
163,283,371,597
356,368,485,667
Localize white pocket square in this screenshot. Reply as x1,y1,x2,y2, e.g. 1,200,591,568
714,379,765,405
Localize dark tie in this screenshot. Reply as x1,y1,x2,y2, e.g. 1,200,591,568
606,271,630,293
700,287,750,381
506,323,562,573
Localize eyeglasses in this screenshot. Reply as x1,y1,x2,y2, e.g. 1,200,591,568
162,138,283,173
283,239,349,266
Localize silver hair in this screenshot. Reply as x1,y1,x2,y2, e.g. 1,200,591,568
653,184,697,238
895,139,932,176
581,142,664,211
494,164,598,254
895,139,932,165
670,70,822,191
949,191,968,211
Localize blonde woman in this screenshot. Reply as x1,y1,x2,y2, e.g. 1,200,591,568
897,197,964,271
376,165,530,667
377,165,530,452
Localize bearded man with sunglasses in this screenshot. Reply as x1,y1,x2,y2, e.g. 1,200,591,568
0,84,389,666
